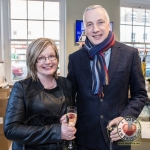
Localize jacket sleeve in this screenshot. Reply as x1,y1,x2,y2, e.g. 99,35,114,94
4,81,61,145
120,48,148,117
67,54,77,103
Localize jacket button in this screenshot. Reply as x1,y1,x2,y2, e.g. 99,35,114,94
100,115,103,119
100,98,103,102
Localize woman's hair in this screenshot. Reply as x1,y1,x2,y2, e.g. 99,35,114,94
83,5,110,27
26,38,59,81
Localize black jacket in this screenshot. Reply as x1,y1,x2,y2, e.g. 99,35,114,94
4,76,73,150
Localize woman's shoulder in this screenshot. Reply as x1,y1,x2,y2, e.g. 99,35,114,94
14,77,33,87
13,77,43,96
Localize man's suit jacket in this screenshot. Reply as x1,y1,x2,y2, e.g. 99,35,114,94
67,41,148,149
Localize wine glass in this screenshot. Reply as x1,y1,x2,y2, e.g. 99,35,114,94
67,106,77,149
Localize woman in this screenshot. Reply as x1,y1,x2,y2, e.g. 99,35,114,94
4,38,76,150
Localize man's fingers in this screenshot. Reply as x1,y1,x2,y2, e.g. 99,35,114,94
111,136,121,141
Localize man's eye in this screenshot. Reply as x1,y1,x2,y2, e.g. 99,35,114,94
87,23,92,27
98,21,104,24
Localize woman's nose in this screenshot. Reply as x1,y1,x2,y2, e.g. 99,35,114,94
45,57,52,63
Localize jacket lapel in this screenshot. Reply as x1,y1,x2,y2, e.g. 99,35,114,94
81,49,92,80
107,41,122,86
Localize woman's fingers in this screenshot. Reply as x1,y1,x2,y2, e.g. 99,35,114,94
61,123,77,140
60,114,67,123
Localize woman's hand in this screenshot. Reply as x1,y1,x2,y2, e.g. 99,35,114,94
60,114,67,124
61,123,76,140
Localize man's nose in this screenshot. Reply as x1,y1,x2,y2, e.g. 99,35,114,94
93,24,99,32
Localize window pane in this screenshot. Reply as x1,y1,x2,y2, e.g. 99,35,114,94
146,45,150,49
120,25,132,42
132,11,137,22
28,21,43,39
145,45,150,77
44,21,59,40
44,2,59,20
28,1,43,20
120,7,132,25
133,26,144,42
11,20,27,39
9,0,61,82
145,27,150,43
11,41,27,80
134,44,145,62
10,0,27,19
146,10,150,26
133,8,145,25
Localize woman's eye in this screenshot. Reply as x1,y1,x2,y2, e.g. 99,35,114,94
49,55,55,58
38,57,44,60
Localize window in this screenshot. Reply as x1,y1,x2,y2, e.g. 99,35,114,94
143,12,149,23
131,33,136,42
131,11,137,22
143,33,147,40
120,7,150,77
1,0,65,83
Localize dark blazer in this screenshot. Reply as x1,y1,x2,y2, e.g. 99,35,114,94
67,41,148,149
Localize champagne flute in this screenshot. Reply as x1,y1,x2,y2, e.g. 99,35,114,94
67,106,77,149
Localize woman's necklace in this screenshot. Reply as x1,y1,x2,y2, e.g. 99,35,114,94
45,79,56,89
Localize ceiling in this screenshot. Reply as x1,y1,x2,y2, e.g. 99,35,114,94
120,0,150,8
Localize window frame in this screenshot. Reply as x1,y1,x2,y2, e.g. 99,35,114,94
1,0,66,84
120,6,150,77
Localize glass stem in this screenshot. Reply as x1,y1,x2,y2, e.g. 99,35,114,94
68,140,73,149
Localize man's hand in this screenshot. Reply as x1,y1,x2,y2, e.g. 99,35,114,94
107,117,123,141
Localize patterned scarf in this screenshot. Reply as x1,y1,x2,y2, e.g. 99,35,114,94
84,31,115,97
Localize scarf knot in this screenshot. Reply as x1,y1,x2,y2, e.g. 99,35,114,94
85,31,115,97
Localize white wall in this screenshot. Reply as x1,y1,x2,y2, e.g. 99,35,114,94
65,0,120,74
0,0,3,61
0,62,5,84
0,0,5,84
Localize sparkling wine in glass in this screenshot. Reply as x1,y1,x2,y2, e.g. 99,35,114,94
67,106,77,149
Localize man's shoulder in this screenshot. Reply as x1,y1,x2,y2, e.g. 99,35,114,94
69,47,86,57
114,41,137,51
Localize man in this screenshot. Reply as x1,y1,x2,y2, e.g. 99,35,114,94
67,5,148,150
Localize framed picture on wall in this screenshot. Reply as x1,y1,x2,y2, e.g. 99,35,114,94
75,20,113,43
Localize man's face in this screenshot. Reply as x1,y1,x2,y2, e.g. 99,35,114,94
84,8,110,45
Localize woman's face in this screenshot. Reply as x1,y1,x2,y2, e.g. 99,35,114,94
35,45,58,79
